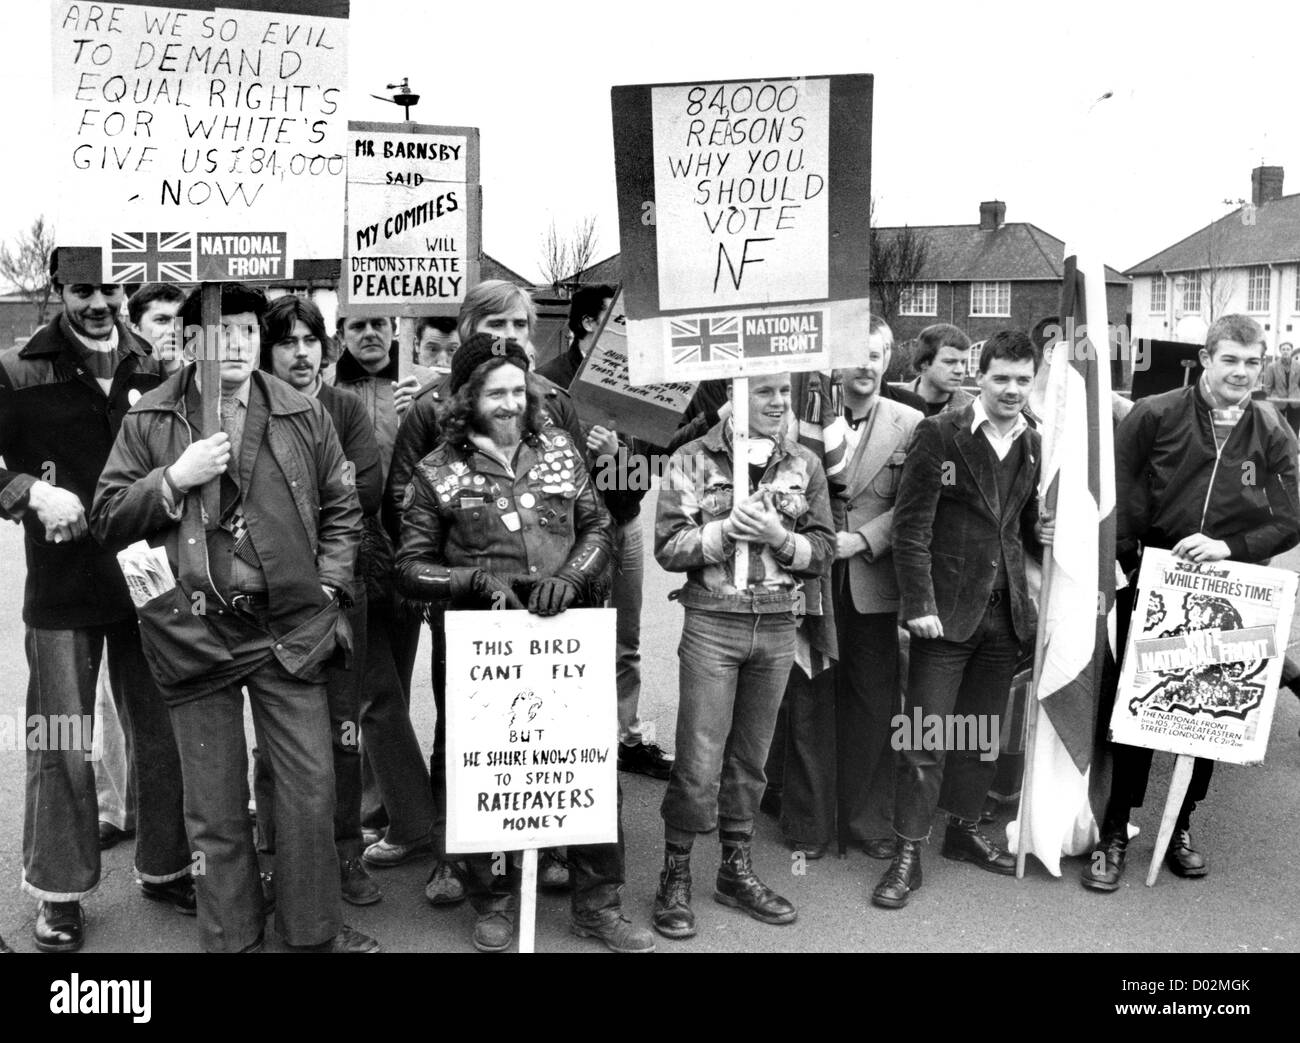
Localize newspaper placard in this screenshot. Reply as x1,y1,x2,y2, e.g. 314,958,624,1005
340,121,482,318
444,608,617,853
50,0,350,283
611,74,873,385
1109,550,1298,765
568,292,696,446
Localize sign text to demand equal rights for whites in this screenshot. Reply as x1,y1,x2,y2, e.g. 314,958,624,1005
51,1,349,279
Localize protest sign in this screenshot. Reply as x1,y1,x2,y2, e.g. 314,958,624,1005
443,608,617,854
568,291,697,446
611,74,872,385
1110,549,1297,766
50,0,349,283
340,120,481,318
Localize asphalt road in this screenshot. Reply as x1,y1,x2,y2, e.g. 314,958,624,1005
0,494,1297,954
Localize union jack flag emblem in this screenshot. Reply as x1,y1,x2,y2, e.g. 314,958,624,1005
110,231,195,283
670,316,741,366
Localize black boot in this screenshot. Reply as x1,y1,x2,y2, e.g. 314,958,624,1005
714,830,796,925
1080,830,1128,892
0,933,12,954
941,817,1016,875
871,839,923,909
1165,828,1208,878
652,843,696,940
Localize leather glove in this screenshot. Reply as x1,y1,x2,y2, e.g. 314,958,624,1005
528,575,579,616
450,569,526,609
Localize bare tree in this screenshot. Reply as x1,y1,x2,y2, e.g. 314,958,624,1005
537,216,600,296
1201,214,1235,322
0,216,56,327
870,223,931,331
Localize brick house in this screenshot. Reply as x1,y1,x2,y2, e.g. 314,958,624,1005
875,202,1131,363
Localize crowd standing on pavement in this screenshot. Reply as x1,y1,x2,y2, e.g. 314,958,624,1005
0,259,1296,954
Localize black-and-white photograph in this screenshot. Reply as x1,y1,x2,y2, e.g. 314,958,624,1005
0,0,1294,1007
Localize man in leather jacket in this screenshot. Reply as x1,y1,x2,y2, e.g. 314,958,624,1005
395,333,654,954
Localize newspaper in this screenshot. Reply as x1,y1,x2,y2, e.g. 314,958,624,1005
115,541,175,608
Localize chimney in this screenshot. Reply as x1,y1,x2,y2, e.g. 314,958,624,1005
979,200,1006,231
1251,165,1284,207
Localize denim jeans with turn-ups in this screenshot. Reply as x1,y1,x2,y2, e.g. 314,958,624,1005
662,608,798,837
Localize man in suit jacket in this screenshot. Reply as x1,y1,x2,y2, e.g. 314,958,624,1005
832,320,924,860
872,330,1050,910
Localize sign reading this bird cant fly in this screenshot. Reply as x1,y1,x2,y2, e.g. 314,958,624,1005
49,0,350,284
611,74,873,385
443,609,617,854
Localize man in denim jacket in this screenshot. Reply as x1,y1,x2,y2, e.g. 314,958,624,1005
652,373,835,939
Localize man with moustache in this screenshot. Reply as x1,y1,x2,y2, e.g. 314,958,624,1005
92,283,374,953
256,294,387,908
653,373,835,938
0,257,190,953
395,333,653,953
873,331,1050,910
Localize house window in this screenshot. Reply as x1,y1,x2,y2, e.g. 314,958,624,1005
900,282,937,316
969,281,1010,317
1247,266,1270,313
1150,278,1166,313
1179,272,1201,313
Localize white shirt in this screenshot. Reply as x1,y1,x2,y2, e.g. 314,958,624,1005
970,397,1028,461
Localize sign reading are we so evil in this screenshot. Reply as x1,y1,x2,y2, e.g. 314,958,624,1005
51,0,349,283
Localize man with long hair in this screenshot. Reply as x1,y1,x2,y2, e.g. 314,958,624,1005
396,333,653,953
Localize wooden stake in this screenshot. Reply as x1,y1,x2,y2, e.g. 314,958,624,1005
198,282,222,530
1145,753,1194,886
397,315,416,380
519,847,537,954
732,376,749,586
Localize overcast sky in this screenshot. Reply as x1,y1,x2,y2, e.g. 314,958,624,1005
6,0,1298,282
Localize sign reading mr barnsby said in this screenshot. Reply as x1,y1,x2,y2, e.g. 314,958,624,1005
1110,550,1298,766
51,0,350,283
340,121,482,318
612,74,873,385
443,609,617,853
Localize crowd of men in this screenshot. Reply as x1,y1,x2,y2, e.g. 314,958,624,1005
0,261,1296,954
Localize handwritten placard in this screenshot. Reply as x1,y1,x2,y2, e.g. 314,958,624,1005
443,608,617,853
611,74,873,385
341,121,481,317
51,1,349,282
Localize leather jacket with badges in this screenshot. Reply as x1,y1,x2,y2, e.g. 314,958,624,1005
655,418,835,615
384,370,584,544
396,427,612,608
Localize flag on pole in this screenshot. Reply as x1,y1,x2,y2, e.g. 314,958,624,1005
1009,250,1118,876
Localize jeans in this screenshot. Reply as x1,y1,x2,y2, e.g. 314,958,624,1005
893,597,1019,840
662,609,798,836
22,624,189,901
92,662,136,832
358,599,435,846
612,518,646,746
255,595,365,859
170,656,340,952
836,605,902,846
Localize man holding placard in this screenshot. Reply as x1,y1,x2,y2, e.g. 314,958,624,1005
395,333,654,953
653,375,835,937
1082,314,1300,892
